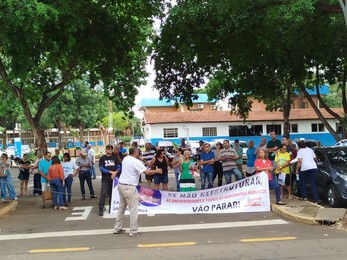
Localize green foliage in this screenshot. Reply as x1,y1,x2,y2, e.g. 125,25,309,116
0,0,165,149
153,0,346,129
101,111,141,137
119,135,132,145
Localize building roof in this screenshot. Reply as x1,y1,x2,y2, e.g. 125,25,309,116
293,84,329,95
137,94,216,109
143,108,344,124
137,98,174,108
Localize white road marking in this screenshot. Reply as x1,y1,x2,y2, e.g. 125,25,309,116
65,206,93,221
0,219,288,241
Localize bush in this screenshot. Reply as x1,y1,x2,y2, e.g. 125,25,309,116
119,136,132,145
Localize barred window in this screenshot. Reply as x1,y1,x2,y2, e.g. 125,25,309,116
163,128,178,138
202,127,217,137
290,124,298,133
311,123,324,132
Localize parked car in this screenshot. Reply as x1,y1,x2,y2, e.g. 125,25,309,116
5,144,32,158
187,140,208,161
334,139,347,147
292,139,321,149
155,140,175,157
291,147,347,207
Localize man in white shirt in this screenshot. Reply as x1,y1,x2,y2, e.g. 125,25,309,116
113,147,162,237
87,144,96,179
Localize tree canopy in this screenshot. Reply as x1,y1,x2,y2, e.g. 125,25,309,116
153,0,347,140
0,0,166,151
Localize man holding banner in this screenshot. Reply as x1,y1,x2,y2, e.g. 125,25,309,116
113,147,162,237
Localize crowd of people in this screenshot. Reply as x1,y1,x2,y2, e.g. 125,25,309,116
0,133,323,237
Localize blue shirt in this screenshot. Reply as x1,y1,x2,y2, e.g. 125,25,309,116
119,147,127,159
246,147,256,167
38,159,52,183
200,150,215,173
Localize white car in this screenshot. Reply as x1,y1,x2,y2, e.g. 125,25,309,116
334,139,347,147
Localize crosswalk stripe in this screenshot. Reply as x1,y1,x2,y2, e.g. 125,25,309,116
0,219,288,241
138,242,196,248
240,236,297,242
28,247,91,253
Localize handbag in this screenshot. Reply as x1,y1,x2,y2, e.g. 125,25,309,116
278,172,286,186
43,187,53,200
0,169,9,178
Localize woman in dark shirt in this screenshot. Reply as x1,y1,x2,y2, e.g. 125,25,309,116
149,149,169,191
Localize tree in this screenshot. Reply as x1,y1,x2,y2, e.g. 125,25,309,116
47,80,108,145
101,112,142,139
153,0,347,140
0,0,165,152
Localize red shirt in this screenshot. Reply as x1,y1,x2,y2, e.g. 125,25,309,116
254,158,272,180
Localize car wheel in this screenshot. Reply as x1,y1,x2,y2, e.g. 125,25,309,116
291,176,300,197
327,184,341,208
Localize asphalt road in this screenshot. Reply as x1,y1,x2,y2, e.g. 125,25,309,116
0,166,347,259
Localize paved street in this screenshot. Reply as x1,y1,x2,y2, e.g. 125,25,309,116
0,166,347,259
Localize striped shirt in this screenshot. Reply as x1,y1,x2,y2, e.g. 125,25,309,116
220,147,238,172
142,149,156,166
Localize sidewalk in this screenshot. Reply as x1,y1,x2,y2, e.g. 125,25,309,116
0,172,345,226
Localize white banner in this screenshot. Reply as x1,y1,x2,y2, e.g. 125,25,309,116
110,171,270,215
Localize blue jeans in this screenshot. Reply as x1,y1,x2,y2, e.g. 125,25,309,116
269,178,281,202
0,171,17,200
200,172,214,189
270,160,276,179
50,178,64,207
90,165,96,179
63,175,73,204
224,168,243,184
174,171,180,191
78,171,95,198
299,168,320,201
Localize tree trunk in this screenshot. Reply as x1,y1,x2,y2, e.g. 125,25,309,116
297,82,341,141
297,88,305,108
78,124,85,145
282,83,292,139
31,125,47,154
2,130,7,150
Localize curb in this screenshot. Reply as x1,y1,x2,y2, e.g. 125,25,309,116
0,201,18,219
271,203,318,225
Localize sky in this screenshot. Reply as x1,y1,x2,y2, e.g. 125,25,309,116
134,62,159,118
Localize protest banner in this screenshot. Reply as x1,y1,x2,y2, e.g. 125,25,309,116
110,171,270,215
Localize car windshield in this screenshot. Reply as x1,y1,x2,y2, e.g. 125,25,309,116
326,149,347,166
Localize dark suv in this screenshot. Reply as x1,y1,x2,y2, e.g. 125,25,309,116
291,147,347,207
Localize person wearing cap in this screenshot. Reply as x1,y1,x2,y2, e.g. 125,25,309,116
200,142,215,189
98,144,121,216
75,149,97,200
87,144,96,179
233,140,244,177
